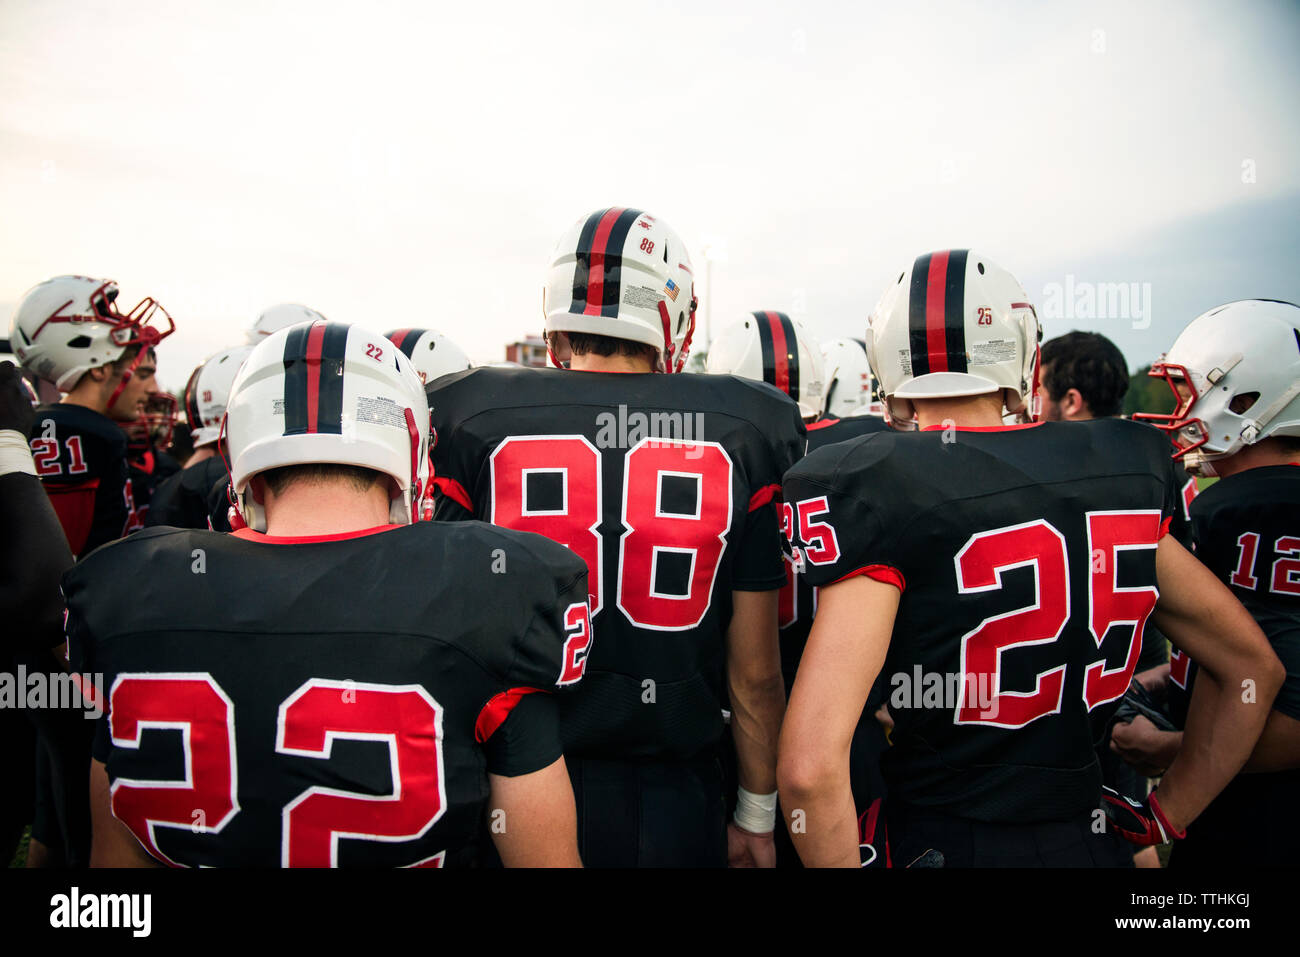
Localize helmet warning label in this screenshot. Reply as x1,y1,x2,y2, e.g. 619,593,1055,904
356,395,406,428
970,338,1016,365
622,285,661,311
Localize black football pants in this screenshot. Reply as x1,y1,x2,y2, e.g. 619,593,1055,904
567,754,727,867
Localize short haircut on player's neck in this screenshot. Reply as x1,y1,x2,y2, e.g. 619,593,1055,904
1040,331,1128,418
561,332,658,365
260,463,384,497
912,391,1007,429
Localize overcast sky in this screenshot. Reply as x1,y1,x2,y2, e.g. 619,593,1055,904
2,0,1297,389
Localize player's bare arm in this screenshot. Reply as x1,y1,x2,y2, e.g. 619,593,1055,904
487,757,582,867
778,575,898,868
1147,535,1285,830
725,588,785,867
88,759,160,868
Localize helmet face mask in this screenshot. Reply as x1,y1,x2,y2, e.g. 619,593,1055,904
1134,300,1300,475
543,208,697,373
125,392,179,453
224,321,432,532
10,276,175,393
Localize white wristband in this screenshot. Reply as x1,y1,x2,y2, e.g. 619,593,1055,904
0,430,36,477
733,786,778,834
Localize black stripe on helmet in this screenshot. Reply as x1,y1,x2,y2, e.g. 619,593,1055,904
943,249,969,374
907,252,934,378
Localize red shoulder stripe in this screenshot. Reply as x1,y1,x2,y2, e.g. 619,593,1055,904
475,687,543,743
433,475,474,512
831,563,905,593
748,483,780,512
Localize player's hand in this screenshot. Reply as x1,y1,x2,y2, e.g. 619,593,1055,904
1101,786,1185,846
1110,715,1180,777
1134,663,1170,698
0,361,36,435
727,821,776,868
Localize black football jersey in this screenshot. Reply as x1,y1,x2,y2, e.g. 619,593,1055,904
783,418,1178,823
65,521,590,868
126,443,181,526
428,366,805,761
29,404,141,558
779,413,891,690
146,456,229,530
1168,465,1300,729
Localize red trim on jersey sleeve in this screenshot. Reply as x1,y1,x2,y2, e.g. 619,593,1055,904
433,475,474,512
1158,515,1172,540
231,524,402,544
44,481,99,555
806,416,841,431
831,563,906,592
475,687,543,743
69,671,103,713
920,420,1046,433
748,483,781,512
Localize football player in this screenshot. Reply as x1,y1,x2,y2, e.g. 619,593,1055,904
385,328,472,386
68,320,589,867
147,345,253,530
8,275,174,868
708,315,891,867
9,275,174,558
123,391,183,526
0,361,74,865
1039,329,1191,867
779,250,1283,867
1117,299,1300,867
427,208,804,867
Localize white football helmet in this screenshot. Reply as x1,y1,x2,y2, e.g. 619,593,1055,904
1135,300,1300,475
542,208,697,373
9,275,174,393
820,337,876,418
224,320,432,531
706,312,826,420
866,250,1040,428
182,345,254,448
246,303,328,343
384,328,471,385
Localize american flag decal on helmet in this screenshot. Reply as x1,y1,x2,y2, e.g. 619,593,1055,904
568,207,645,318
664,278,680,302
754,310,801,402
907,249,970,377
283,320,350,435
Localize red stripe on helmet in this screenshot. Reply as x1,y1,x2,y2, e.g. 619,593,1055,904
765,311,790,395
304,320,326,434
584,207,626,315
925,251,950,373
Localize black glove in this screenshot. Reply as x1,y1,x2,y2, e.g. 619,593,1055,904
0,361,36,435
1101,786,1185,846
1107,677,1177,737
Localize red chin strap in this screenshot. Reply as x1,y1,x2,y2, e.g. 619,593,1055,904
404,406,434,522
105,324,166,414
657,295,697,374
